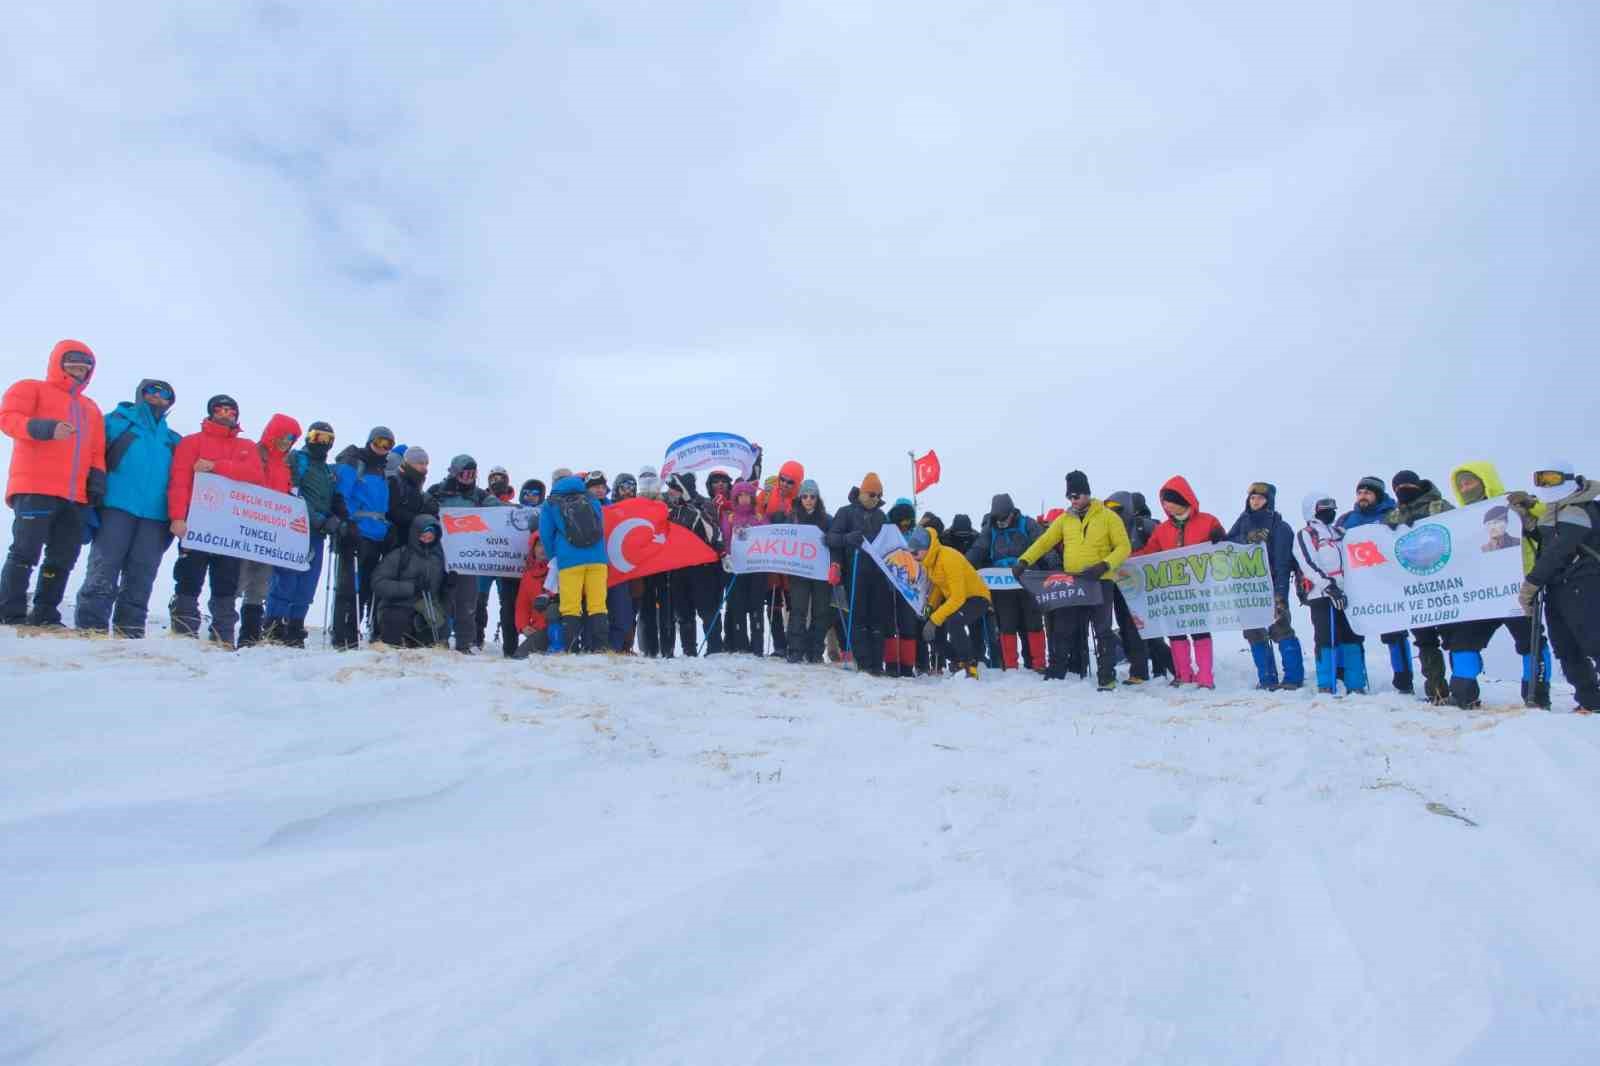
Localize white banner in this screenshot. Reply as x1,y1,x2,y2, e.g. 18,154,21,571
1114,541,1275,637
729,523,831,581
1341,496,1525,636
659,431,757,480
979,567,1019,590
862,525,931,615
182,473,311,570
439,506,538,577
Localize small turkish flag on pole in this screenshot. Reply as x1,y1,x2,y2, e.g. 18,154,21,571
912,450,941,495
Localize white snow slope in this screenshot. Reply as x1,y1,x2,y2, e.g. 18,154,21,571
3,630,1599,1066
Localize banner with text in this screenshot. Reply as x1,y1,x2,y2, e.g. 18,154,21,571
1115,541,1275,637
979,567,1019,591
729,523,831,582
659,431,757,481
1341,496,1525,636
1019,569,1105,611
440,506,538,577
863,525,931,615
182,473,311,570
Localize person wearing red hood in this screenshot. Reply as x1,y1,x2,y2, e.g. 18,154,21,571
235,413,301,647
165,395,266,645
1,341,107,626
1140,475,1226,688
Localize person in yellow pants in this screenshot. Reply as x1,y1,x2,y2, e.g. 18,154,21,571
538,474,610,652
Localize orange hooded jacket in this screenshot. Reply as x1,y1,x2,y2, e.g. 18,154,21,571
1,340,107,505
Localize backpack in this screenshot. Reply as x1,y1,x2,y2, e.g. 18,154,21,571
556,492,602,548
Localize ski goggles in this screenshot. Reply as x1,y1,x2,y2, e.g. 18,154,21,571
60,350,95,369
368,436,395,451
778,476,797,487
141,382,174,402
1534,469,1575,488
305,428,336,446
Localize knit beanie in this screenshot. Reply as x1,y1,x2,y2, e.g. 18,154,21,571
1160,487,1189,508
1356,475,1386,497
860,472,884,496
404,446,430,467
449,454,477,477
1065,470,1091,497
367,426,394,445
906,528,931,553
798,478,819,497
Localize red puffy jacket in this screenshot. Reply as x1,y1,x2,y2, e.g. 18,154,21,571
514,538,552,634
167,419,265,523
1,340,106,505
256,413,303,494
1140,475,1225,554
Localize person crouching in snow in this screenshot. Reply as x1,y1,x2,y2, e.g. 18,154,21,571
511,532,554,658
720,479,767,654
1141,475,1226,688
1227,481,1306,690
1016,470,1130,689
1293,492,1367,695
908,526,991,679
371,514,446,647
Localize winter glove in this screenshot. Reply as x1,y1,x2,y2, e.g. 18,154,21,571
86,468,107,508
1208,527,1225,544
922,620,937,643
1518,580,1540,617
1506,490,1537,519
1080,561,1109,581
25,418,65,441
721,555,733,573
845,530,865,548
1011,562,1028,581
1326,580,1348,613
1295,582,1309,607
533,594,550,612
828,561,841,586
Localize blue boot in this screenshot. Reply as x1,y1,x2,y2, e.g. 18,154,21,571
1449,650,1482,709
1388,635,1413,694
548,621,566,653
1250,641,1280,690
1277,637,1306,689
1315,647,1337,693
1521,648,1552,708
1339,643,1368,694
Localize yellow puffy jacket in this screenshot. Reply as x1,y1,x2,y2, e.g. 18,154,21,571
1448,460,1541,576
923,529,992,626
1018,499,1131,574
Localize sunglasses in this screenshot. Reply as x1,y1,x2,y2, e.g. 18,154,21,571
1535,470,1574,488
306,429,335,445
779,477,796,486
1067,492,1089,500
799,493,817,500
370,437,395,450
142,384,174,401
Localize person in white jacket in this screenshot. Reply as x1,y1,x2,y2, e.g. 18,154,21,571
1292,491,1367,695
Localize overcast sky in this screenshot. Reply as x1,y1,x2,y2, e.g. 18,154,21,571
3,1,1595,524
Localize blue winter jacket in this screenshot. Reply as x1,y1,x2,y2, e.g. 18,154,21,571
1227,490,1296,601
538,476,609,569
1336,494,1396,534
334,444,391,544
101,394,181,521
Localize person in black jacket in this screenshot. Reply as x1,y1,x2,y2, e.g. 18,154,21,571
1521,461,1600,712
826,472,892,675
385,447,437,554
426,455,502,654
666,472,724,654
371,514,446,647
966,493,1044,671
784,480,833,663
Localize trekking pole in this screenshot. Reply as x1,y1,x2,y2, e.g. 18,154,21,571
424,589,443,647
1529,584,1548,706
320,540,334,649
698,574,737,656
845,552,860,652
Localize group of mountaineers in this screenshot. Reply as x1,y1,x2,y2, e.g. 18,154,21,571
4,340,1600,714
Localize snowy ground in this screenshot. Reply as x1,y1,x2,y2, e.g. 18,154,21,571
3,627,1599,1066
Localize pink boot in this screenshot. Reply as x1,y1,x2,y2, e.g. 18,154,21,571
1171,636,1194,685
1193,636,1215,689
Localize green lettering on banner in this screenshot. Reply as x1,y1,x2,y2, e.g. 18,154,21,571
1233,546,1267,580
1145,561,1189,590
1186,553,1212,583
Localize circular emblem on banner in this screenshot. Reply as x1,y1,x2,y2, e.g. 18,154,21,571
1396,523,1451,576
198,487,222,511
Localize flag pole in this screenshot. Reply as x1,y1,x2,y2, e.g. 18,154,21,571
908,450,918,511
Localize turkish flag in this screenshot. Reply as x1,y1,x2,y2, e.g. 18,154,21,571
603,497,718,587
1346,540,1389,569
442,513,491,535
913,450,941,494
